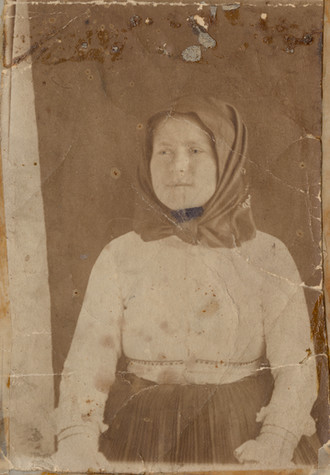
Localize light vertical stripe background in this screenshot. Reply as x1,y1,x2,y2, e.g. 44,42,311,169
1,0,55,468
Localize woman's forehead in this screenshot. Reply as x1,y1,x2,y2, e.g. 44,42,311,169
153,115,214,144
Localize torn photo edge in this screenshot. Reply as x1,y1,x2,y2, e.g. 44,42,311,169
0,0,329,473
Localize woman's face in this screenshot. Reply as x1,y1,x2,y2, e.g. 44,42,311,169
150,116,218,210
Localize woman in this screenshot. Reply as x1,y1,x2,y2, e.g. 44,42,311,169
55,95,319,470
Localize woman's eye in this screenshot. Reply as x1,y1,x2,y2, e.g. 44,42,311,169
190,148,202,155
158,150,171,156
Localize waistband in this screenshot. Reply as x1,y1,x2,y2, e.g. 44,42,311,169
126,356,265,385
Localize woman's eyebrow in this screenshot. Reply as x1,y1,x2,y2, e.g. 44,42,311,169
154,141,173,147
184,141,205,148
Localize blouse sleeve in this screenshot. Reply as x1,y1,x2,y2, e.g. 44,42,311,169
55,242,123,446
259,236,318,444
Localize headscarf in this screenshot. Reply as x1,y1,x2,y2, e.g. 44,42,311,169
133,95,256,248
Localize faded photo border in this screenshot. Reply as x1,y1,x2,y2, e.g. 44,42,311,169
0,0,329,473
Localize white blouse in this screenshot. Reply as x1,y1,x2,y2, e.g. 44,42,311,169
57,230,317,448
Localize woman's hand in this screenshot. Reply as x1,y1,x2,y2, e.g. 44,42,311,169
234,432,296,467
54,433,110,472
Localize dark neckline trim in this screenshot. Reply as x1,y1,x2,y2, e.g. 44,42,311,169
171,207,204,223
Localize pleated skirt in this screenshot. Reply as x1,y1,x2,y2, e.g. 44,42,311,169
99,368,320,465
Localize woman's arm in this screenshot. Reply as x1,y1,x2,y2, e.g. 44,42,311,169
235,235,318,466
55,242,123,469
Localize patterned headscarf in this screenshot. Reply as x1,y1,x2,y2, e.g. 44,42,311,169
133,95,256,248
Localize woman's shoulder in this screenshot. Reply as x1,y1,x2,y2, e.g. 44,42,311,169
99,231,158,268
240,231,302,284
242,230,289,255
104,231,143,249
100,231,143,256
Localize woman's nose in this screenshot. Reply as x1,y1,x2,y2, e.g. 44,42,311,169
173,148,190,173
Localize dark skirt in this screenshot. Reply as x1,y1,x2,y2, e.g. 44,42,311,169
99,368,320,465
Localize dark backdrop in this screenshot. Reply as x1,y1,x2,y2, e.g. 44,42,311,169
28,1,328,442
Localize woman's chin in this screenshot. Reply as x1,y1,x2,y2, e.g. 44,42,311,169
167,202,203,211
159,196,205,211
157,190,211,211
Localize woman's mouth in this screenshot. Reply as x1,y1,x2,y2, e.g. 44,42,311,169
166,183,193,187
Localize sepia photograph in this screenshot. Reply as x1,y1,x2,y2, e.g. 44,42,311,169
0,0,329,472
55,94,323,470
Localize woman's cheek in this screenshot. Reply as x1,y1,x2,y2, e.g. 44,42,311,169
198,159,217,186
157,162,171,186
